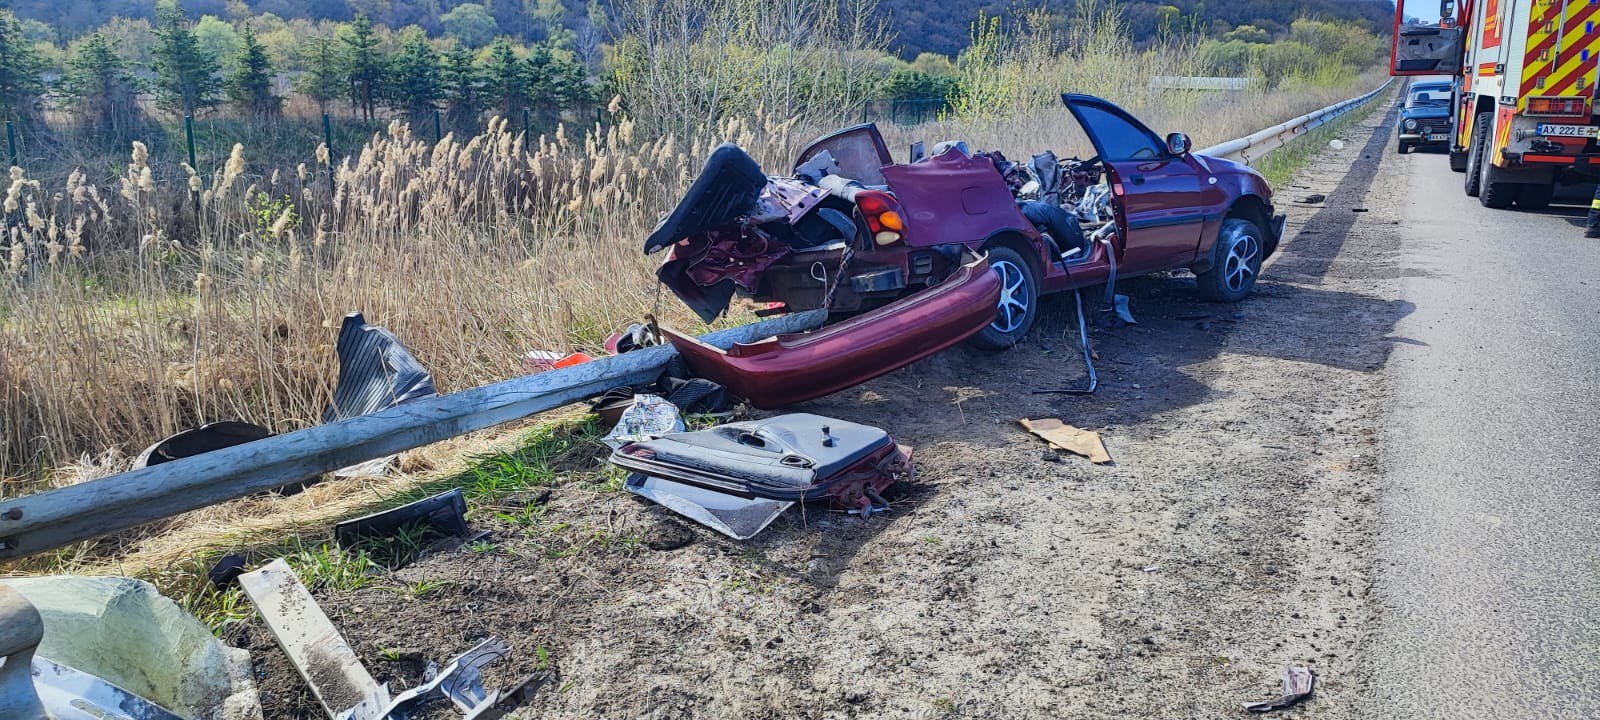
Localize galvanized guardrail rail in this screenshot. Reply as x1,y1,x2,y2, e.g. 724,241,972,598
0,79,1397,561
0,311,825,560
1198,79,1395,166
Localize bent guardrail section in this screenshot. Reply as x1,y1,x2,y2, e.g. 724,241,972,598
0,311,826,560
1199,79,1395,166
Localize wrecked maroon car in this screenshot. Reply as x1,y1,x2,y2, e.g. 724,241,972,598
647,93,1285,406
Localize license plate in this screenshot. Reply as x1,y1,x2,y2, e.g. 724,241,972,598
1426,133,1450,142
1537,123,1600,138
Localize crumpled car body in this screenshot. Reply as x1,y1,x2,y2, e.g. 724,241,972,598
646,94,1285,406
660,254,1001,409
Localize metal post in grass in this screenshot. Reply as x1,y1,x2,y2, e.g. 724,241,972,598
521,107,530,135
5,120,16,169
433,108,442,142
322,112,336,197
183,115,198,171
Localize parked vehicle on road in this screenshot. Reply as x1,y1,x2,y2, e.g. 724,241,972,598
1391,0,1600,210
1399,81,1456,154
646,94,1285,406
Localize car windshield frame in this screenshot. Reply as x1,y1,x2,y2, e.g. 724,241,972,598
1406,88,1452,108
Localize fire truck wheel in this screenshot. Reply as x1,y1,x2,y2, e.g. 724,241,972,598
1465,112,1490,198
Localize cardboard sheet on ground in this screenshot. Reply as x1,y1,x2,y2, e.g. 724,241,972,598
1019,418,1112,464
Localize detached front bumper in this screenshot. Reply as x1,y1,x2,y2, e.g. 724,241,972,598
662,255,1001,409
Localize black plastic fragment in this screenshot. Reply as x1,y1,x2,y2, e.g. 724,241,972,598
133,420,273,468
323,312,437,423
334,488,470,551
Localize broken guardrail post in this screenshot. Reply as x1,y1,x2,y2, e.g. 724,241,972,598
0,310,826,561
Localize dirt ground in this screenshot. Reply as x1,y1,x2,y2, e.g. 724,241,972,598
238,97,1410,719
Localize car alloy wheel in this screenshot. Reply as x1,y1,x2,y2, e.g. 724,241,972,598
990,258,1031,334
1222,231,1260,293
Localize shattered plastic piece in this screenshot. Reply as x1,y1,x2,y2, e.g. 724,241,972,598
519,350,563,373
373,637,519,719
324,313,438,478
610,413,913,527
601,394,685,450
613,414,914,539
552,352,594,369
134,421,272,469
1019,418,1112,464
4,576,263,720
238,560,389,720
625,474,794,540
1295,194,1326,205
334,488,469,553
324,312,437,423
1242,666,1315,713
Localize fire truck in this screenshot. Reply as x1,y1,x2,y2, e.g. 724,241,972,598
1395,0,1600,209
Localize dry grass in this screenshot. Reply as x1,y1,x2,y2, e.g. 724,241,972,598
1,9,1386,583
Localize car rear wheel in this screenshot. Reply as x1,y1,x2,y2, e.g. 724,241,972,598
1196,218,1264,303
967,246,1039,350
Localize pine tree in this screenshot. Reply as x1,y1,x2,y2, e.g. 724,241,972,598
484,37,527,120
341,14,385,122
60,32,145,140
385,34,441,126
152,1,224,115
440,43,486,131
526,43,587,120
296,36,344,114
226,23,279,119
0,11,45,128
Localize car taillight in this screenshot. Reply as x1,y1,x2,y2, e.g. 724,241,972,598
856,191,906,246
1527,97,1590,117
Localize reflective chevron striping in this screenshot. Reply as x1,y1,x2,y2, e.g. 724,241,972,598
1520,0,1565,98
1522,0,1600,100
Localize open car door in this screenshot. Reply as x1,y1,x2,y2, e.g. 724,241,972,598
1391,0,1465,76
1060,94,1204,274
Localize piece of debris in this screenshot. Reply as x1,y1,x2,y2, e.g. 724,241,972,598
519,350,563,373
207,554,247,587
601,394,685,450
1351,207,1369,213
1019,418,1113,464
1242,666,1316,713
323,313,438,479
604,322,661,354
334,488,470,554
611,414,914,539
1041,449,1062,462
1176,312,1211,321
1329,139,1345,150
4,575,263,720
134,421,271,468
1293,194,1326,205
373,637,517,719
238,560,390,720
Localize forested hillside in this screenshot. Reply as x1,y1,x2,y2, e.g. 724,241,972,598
3,0,1397,57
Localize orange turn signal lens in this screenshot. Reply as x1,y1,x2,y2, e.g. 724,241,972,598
1527,96,1590,117
877,211,904,231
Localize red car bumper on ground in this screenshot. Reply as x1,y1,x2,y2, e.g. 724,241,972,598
662,255,1001,409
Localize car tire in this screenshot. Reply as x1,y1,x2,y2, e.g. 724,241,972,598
1449,149,1468,173
1515,182,1553,210
1397,141,1411,155
1479,153,1515,209
1465,112,1490,197
1195,218,1264,303
967,246,1039,350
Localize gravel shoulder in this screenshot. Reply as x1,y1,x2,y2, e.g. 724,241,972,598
241,98,1408,719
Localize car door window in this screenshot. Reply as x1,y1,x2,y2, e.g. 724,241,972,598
1075,104,1164,162
794,126,891,186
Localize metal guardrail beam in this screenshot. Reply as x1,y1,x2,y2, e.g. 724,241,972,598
1198,79,1395,166
0,310,826,560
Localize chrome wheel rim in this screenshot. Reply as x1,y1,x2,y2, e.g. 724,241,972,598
1223,233,1260,293
991,259,1030,334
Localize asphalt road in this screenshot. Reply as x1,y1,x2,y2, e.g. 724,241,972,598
1357,131,1600,715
